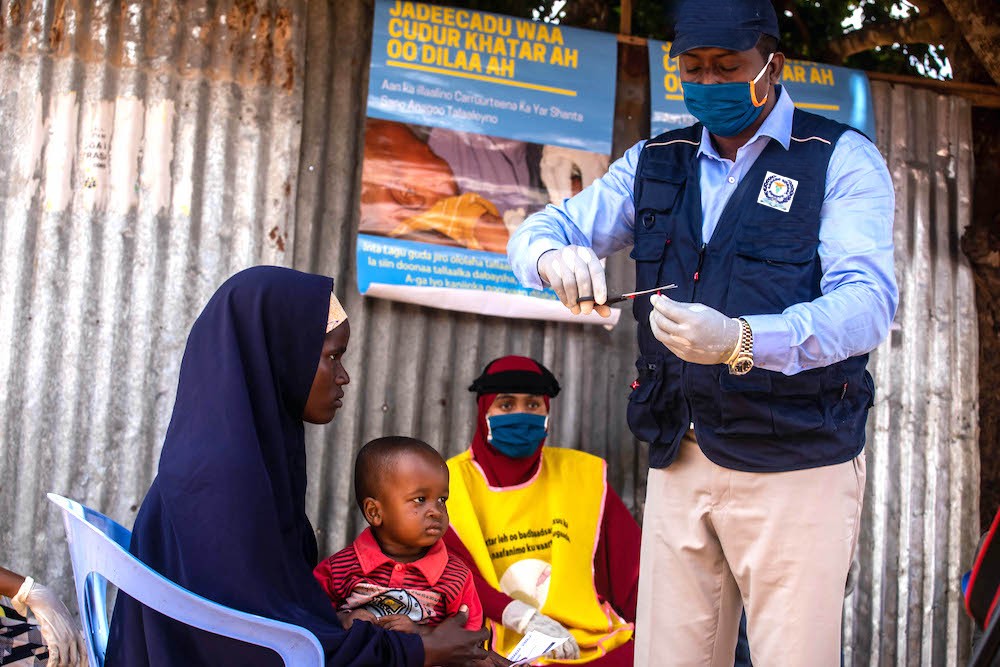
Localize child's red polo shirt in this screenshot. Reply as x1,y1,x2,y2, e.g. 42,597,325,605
314,527,483,631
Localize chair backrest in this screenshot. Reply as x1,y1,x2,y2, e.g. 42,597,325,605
47,493,324,667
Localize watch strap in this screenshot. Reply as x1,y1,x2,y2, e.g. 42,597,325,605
727,318,754,375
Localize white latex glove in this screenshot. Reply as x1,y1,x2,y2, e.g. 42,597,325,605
536,246,610,317
540,145,610,205
10,576,88,667
502,599,581,661
648,294,741,365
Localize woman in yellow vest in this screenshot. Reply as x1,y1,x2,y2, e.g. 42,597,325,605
443,356,638,666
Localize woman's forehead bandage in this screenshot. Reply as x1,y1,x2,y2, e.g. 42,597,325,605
327,293,348,332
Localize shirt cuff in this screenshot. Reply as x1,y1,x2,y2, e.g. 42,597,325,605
742,313,792,374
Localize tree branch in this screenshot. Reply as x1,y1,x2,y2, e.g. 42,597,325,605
907,0,940,15
825,7,953,63
939,0,1000,86
775,0,810,52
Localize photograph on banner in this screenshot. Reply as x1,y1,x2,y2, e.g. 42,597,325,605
648,39,876,138
360,118,611,254
357,0,619,325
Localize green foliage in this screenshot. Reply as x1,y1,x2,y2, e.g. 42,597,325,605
847,42,949,79
784,1,950,79
419,0,952,78
628,0,671,39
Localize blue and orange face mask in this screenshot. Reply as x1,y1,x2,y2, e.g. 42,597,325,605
681,53,774,137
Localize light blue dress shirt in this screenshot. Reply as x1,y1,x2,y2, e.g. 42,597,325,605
507,88,898,375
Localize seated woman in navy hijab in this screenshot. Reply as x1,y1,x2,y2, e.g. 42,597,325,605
105,266,491,667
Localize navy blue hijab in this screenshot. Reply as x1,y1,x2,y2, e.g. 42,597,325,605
105,266,422,666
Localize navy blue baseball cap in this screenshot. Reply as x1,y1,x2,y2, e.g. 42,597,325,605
669,0,780,57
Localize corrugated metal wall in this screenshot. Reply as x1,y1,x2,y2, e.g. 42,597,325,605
0,0,307,592
0,1,979,664
844,81,980,667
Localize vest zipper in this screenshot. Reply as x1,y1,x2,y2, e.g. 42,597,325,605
693,243,707,281
691,243,707,296
684,243,708,431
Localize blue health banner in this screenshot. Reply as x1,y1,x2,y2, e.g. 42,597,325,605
648,40,875,138
357,1,620,326
356,234,616,324
368,0,618,154
357,233,549,298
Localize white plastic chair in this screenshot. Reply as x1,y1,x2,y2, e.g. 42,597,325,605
47,493,324,667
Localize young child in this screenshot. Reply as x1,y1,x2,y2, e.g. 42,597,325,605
314,436,483,634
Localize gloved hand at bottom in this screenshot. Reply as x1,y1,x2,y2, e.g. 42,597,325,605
501,599,581,661
10,576,88,667
648,294,741,365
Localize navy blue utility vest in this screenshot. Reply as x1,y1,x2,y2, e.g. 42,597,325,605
627,109,874,472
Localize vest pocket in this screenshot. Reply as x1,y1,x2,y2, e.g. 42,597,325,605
716,371,774,436
637,164,686,216
831,370,875,425
717,370,825,437
626,355,677,446
629,232,669,262
728,237,818,315
631,233,670,320
769,372,826,435
864,370,875,408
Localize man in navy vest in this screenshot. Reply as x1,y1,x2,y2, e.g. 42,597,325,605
507,1,898,664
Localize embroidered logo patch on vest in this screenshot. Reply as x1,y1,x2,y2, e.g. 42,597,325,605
757,171,798,213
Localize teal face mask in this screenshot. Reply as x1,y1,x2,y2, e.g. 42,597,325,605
486,413,548,459
680,53,774,137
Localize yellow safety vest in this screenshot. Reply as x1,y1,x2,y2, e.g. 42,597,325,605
447,447,633,664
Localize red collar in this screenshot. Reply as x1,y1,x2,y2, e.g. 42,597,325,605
353,527,449,586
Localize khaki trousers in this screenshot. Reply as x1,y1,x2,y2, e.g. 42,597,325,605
634,431,866,667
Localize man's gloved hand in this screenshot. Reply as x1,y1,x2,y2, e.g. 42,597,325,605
501,600,581,661
536,246,610,317
540,145,610,205
649,294,741,365
10,576,88,667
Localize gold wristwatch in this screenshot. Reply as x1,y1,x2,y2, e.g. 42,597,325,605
728,317,754,376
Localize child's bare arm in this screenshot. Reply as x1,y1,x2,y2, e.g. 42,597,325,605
375,614,432,635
